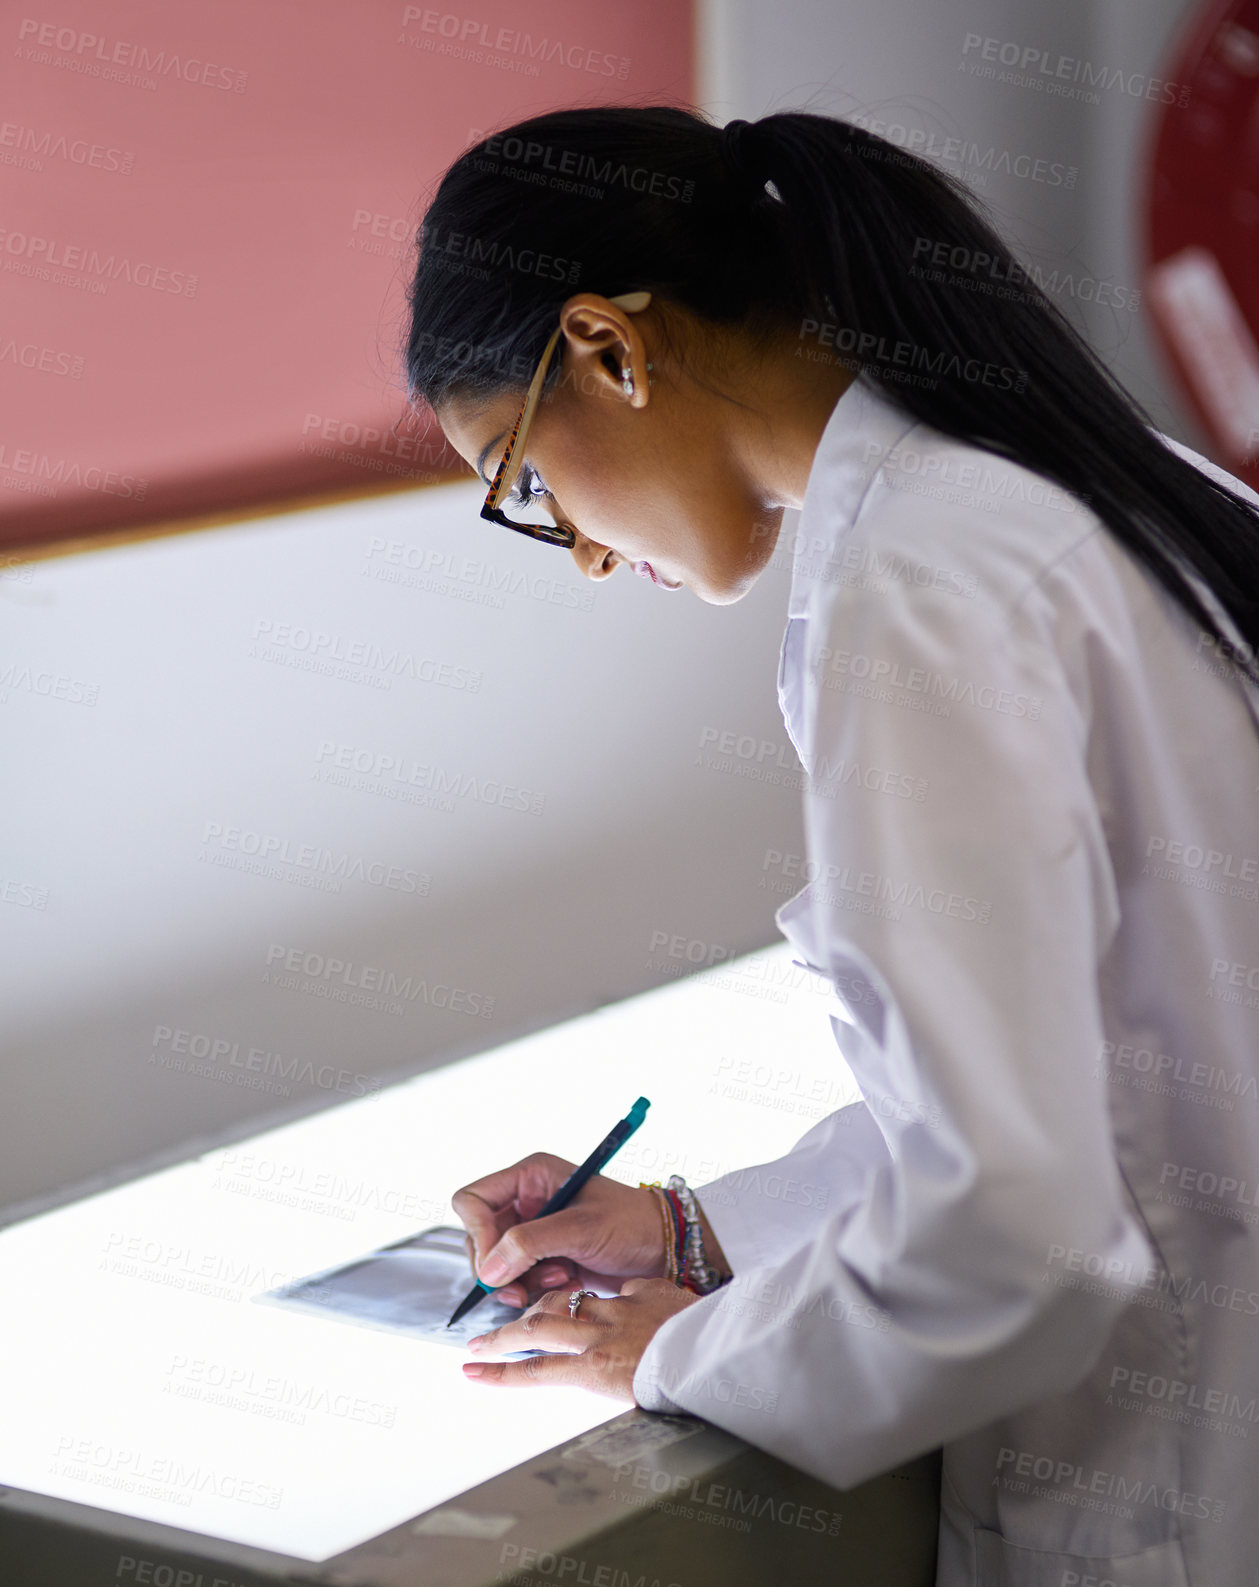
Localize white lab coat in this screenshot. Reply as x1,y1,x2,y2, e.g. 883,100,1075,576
633,374,1259,1585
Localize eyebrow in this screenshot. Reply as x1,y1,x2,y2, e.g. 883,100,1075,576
475,430,507,488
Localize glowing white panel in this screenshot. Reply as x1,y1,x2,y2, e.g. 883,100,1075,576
0,944,854,1561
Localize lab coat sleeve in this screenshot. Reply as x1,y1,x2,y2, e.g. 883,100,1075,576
633,523,1156,1487
693,1099,892,1275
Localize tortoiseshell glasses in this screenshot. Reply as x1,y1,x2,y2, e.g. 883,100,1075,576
479,290,652,547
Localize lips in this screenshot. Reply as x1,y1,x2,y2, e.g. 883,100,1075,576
633,560,682,590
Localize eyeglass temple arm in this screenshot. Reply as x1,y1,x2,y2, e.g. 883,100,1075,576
492,291,653,503
494,324,560,503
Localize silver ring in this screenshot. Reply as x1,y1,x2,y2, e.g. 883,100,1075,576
568,1288,598,1319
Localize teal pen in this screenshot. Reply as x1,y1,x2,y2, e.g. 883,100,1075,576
446,1096,650,1328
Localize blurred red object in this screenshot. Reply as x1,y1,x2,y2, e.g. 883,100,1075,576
1144,0,1259,490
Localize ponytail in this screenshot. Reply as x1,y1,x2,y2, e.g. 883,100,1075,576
406,107,1259,684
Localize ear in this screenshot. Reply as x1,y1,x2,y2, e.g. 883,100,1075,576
555,294,652,408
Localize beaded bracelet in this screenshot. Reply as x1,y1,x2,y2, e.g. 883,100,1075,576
641,1178,729,1293
667,1175,727,1295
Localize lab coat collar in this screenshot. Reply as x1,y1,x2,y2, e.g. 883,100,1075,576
786,374,919,617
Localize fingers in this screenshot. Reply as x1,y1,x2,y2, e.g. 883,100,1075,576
462,1339,639,1402
452,1153,576,1226
463,1312,637,1395
476,1206,594,1288
450,1154,575,1276
450,1189,498,1276
463,1352,588,1389
468,1286,605,1358
460,1220,529,1302
494,1258,575,1310
523,1263,577,1301
462,1286,671,1402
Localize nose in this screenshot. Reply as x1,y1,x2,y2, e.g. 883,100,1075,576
568,528,621,581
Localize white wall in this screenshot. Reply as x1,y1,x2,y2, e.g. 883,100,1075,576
702,0,1198,426
1,484,802,1214
2,0,1202,1215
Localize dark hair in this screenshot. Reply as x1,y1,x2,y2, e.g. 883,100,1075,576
405,106,1259,684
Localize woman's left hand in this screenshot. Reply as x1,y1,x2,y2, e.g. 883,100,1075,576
462,1278,703,1400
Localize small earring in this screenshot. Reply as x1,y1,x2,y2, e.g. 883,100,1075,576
621,367,635,397
646,360,655,388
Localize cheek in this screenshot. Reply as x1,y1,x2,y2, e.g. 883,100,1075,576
550,460,667,549
543,413,714,555
695,475,769,558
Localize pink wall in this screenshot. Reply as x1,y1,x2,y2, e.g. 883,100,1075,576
0,0,694,551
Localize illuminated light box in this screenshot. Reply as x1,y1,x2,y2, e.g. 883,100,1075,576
0,945,940,1585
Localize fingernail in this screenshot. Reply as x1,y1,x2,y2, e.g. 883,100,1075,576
480,1256,507,1283
467,1335,484,1349
463,1364,485,1378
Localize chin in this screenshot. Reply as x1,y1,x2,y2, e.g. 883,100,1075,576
695,571,757,606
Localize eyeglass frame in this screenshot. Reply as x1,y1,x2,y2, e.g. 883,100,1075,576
479,290,653,547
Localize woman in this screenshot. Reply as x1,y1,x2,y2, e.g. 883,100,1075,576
406,107,1259,1584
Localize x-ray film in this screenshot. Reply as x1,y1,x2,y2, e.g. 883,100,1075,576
256,1226,559,1355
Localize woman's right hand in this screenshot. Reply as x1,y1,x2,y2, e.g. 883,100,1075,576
450,1152,666,1308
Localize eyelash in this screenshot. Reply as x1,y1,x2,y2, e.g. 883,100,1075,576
507,463,551,507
